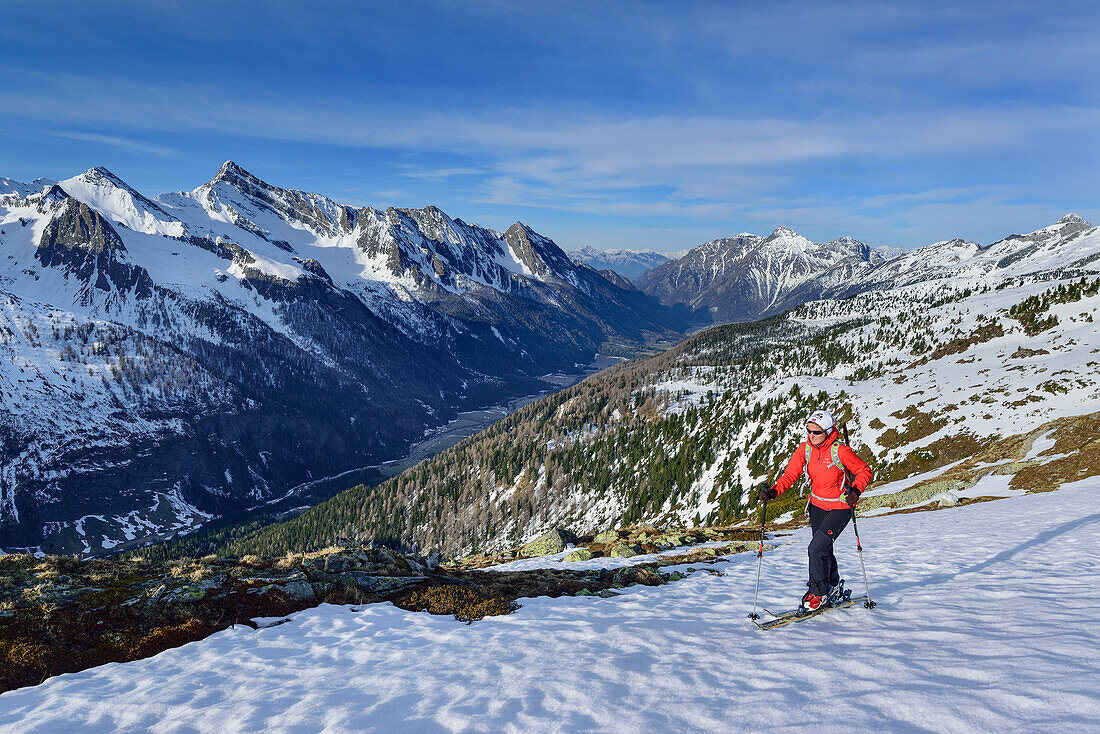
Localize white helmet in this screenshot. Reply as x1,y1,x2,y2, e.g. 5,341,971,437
807,410,835,431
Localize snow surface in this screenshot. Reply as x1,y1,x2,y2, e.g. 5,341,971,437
3,481,1098,732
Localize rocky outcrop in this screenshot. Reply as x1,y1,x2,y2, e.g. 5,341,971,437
36,197,154,297
0,542,675,694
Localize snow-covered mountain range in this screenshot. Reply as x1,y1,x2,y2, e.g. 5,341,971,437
0,163,684,555
636,227,884,323
566,247,671,282
637,216,1098,325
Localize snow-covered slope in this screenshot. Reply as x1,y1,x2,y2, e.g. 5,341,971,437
567,246,671,281
0,163,685,555
832,214,1097,298
2,477,1095,732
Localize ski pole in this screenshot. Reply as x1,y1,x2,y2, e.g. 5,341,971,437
841,423,876,609
748,497,768,620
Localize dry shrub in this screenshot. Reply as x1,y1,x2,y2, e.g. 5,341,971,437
391,584,519,622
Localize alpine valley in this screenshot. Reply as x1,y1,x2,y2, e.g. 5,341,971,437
3,164,1098,561
0,163,686,555
152,214,1100,561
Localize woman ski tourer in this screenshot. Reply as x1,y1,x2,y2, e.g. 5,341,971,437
759,410,873,612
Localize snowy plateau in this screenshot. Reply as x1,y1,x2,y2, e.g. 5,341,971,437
0,163,683,556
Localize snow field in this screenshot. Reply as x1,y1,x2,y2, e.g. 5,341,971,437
2,480,1098,732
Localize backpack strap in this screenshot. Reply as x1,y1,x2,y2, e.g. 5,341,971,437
831,442,845,473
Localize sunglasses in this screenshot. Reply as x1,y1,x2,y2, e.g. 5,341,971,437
807,428,828,435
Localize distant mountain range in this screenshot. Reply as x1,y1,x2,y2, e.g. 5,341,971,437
635,215,1094,324
567,247,671,281
635,227,883,324
0,163,684,555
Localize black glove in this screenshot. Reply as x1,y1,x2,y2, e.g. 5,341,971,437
759,485,778,503
845,486,861,506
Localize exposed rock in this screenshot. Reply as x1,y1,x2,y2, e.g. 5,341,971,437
561,548,594,562
339,572,424,594
519,529,570,557
248,580,316,602
593,530,620,545
609,543,638,558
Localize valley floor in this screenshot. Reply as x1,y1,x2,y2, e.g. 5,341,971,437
2,480,1098,733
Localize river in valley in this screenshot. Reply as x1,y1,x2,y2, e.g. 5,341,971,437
266,354,625,513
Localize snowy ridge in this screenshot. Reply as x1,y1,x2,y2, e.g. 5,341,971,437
636,226,880,322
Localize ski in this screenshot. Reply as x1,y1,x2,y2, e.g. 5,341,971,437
752,595,871,630
761,581,852,620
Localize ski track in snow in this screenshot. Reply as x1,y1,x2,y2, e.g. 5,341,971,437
3,480,1098,733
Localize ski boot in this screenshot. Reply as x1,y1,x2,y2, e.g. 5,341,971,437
798,591,824,615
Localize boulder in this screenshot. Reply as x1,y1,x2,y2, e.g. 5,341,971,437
520,529,570,557
248,580,316,602
340,573,424,593
561,548,594,562
593,530,620,545
608,543,638,558
160,577,225,605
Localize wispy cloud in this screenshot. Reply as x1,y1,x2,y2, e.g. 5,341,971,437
3,65,1096,247
47,130,177,158
399,167,486,182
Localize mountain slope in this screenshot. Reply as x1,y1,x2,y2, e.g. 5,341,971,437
0,164,685,555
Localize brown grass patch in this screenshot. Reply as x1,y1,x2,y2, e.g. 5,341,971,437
875,432,991,485
878,405,949,450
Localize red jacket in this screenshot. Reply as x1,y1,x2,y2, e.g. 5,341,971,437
774,429,873,510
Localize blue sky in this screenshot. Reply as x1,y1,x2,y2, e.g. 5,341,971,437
2,1,1098,251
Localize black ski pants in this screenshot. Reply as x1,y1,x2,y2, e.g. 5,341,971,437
807,503,852,596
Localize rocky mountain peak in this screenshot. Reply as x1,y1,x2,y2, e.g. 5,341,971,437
828,235,865,247
763,226,814,248
504,222,578,284
1059,213,1089,226
80,166,127,185
214,160,253,182
208,161,275,195
39,198,126,255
